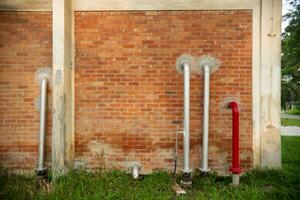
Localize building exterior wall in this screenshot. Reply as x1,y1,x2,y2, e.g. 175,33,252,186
75,11,253,173
0,0,283,177
0,12,52,170
0,10,253,174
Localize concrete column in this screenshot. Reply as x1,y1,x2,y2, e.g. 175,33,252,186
260,0,282,168
52,0,74,177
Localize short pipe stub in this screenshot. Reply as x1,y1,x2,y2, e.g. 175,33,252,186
232,174,240,186
130,162,141,180
197,55,220,74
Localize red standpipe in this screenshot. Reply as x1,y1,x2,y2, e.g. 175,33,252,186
228,101,242,174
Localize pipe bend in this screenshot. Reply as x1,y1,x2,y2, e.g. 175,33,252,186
228,101,239,113
182,61,190,73
203,64,210,73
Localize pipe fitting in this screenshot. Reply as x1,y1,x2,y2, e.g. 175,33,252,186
180,172,192,187
36,168,47,177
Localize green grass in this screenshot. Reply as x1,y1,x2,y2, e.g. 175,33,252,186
286,108,300,115
1,136,300,200
281,118,300,127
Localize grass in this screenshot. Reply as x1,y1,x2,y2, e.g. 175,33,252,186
0,136,300,200
281,118,300,126
286,108,300,115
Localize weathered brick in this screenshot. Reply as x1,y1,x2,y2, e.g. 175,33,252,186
0,12,52,170
75,10,253,174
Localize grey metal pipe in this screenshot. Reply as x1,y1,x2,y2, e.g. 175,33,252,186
37,78,48,173
201,65,210,172
183,61,191,173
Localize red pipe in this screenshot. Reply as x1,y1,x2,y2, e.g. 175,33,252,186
228,101,242,174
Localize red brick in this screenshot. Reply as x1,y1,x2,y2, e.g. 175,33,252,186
75,10,253,174
0,12,52,170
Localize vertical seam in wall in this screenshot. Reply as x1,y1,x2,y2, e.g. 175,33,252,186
71,0,75,168
252,1,262,167
258,0,263,167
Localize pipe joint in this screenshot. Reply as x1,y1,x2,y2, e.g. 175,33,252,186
181,172,192,187
36,168,47,177
229,166,242,174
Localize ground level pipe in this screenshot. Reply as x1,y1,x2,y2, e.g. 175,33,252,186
197,56,220,173
183,61,190,175
176,54,195,186
228,101,242,185
37,78,48,176
200,65,210,172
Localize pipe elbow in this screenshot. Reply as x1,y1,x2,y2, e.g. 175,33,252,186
228,101,239,114
182,61,190,73
203,65,210,73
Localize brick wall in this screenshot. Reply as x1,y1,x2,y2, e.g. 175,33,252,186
0,12,52,170
75,11,253,174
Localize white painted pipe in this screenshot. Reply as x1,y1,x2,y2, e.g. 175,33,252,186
196,56,219,173
37,78,48,173
132,162,141,179
201,65,210,172
183,61,191,173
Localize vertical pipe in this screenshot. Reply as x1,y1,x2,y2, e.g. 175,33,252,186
229,102,241,174
37,78,47,174
228,101,241,185
201,65,210,172
183,62,190,173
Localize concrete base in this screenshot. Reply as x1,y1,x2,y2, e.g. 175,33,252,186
232,174,240,186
